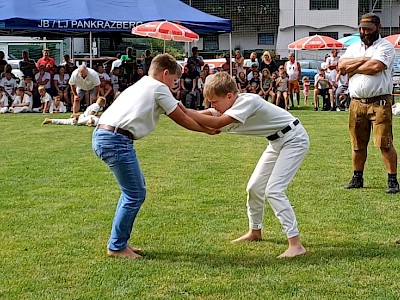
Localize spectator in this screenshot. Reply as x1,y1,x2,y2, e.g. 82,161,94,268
61,54,74,68
260,68,275,102
247,63,260,81
197,70,207,109
19,75,34,104
36,48,56,70
259,51,277,75
49,95,67,113
249,70,261,94
0,51,7,74
234,50,245,76
313,68,333,111
301,76,310,105
335,71,349,111
202,64,211,76
37,85,52,113
221,54,235,73
53,65,70,108
284,53,301,108
69,65,101,113
0,87,9,113
180,63,199,109
244,51,259,71
9,87,32,113
110,66,120,97
141,49,153,75
35,64,52,94
120,47,136,84
0,71,17,103
236,70,249,93
276,71,289,110
111,53,122,71
187,46,204,73
19,51,36,78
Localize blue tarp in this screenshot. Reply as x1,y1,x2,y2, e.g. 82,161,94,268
0,0,231,34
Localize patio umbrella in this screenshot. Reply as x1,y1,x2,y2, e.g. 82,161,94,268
288,34,344,50
338,33,361,48
131,20,199,52
384,34,400,49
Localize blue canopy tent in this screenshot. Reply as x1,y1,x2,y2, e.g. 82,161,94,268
0,0,232,66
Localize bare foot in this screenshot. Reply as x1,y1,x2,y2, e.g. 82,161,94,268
107,247,142,259
277,244,306,258
42,118,51,125
127,244,142,253
231,229,262,243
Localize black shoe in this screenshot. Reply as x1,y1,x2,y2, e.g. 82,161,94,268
314,107,318,111
386,180,400,194
344,176,364,189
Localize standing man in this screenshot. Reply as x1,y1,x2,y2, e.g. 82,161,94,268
284,53,301,108
19,51,36,78
187,46,204,74
36,48,56,69
69,65,100,113
120,47,136,85
141,49,153,75
339,13,399,194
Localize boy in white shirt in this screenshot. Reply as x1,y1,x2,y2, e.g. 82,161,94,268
92,54,217,259
49,96,67,114
9,87,32,113
37,85,52,113
43,97,106,126
0,87,9,113
0,72,17,102
183,72,310,258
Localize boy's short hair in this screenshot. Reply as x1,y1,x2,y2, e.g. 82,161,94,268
38,85,46,91
53,95,61,101
148,54,182,78
17,87,25,92
203,72,239,99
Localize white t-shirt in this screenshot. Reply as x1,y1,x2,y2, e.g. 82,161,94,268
35,72,52,89
0,77,17,94
285,61,300,81
49,101,67,113
40,92,52,103
326,56,339,67
69,67,101,91
0,93,8,107
111,59,121,71
13,94,32,110
209,93,296,137
98,76,179,140
53,74,70,89
97,72,110,82
110,74,119,93
83,102,101,117
340,37,395,98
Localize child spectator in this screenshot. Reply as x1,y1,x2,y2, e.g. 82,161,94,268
0,72,17,103
301,76,310,105
49,95,67,113
0,87,9,113
236,71,249,93
182,72,310,258
43,96,106,126
171,78,181,101
110,66,120,96
276,71,289,110
259,68,275,102
37,85,52,113
249,70,261,94
9,87,32,113
197,70,207,109
53,65,70,108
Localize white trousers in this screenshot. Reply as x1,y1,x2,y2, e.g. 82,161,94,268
246,123,309,238
0,107,8,113
51,118,76,125
10,106,30,113
77,115,99,126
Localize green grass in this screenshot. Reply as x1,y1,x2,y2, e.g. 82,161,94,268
1,107,400,299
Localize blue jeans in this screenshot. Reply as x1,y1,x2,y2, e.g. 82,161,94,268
92,128,146,251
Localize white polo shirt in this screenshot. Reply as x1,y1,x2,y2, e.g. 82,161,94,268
340,37,395,98
69,67,101,91
209,93,296,137
98,76,179,140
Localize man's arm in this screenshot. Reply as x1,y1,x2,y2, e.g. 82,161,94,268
93,85,100,100
168,105,218,134
338,57,368,74
297,62,301,79
184,108,237,129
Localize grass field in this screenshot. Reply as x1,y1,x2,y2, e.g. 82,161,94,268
1,107,400,299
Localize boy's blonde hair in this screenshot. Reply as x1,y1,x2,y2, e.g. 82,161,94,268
203,72,239,99
148,53,182,78
96,96,106,105
38,85,46,92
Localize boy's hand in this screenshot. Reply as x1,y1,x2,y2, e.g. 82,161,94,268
207,128,221,135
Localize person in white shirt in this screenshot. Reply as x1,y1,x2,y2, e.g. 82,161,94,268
92,54,217,259
43,97,105,126
0,72,17,102
49,96,67,114
0,87,9,113
69,64,100,114
9,87,32,113
36,85,52,113
183,71,310,258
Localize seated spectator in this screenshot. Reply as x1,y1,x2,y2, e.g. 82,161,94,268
335,71,349,111
36,85,52,113
180,63,199,109
244,51,259,71
259,68,275,102
35,64,52,94
132,65,145,84
236,71,249,93
53,65,70,109
9,87,32,113
276,71,289,110
221,54,235,73
234,50,245,75
313,68,333,111
197,70,207,109
249,70,261,94
43,96,106,126
49,95,67,113
0,71,17,103
171,78,181,101
0,87,9,113
110,66,120,98
247,63,259,81
1,64,16,80
202,64,211,76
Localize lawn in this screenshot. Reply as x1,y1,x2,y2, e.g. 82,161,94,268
1,107,400,300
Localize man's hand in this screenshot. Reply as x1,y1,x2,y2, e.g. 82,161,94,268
73,94,80,102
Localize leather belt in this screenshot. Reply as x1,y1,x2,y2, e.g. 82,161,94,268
352,94,391,104
97,124,135,140
267,119,300,141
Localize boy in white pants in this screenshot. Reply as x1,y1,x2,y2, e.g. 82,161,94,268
0,87,9,113
183,72,310,258
9,87,32,113
43,97,106,126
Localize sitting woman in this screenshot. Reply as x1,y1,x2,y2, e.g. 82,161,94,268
236,71,249,93
53,65,70,109
35,64,52,95
259,68,276,103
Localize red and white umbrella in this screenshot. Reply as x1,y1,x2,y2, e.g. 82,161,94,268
288,34,344,50
384,34,400,49
132,21,199,43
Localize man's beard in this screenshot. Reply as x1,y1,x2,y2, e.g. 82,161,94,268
360,29,380,46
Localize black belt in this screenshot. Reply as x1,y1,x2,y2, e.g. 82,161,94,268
97,124,135,140
352,94,391,104
267,119,300,141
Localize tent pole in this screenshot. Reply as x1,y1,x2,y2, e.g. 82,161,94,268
89,31,92,68
229,32,232,77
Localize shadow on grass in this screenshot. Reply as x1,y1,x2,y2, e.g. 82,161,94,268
140,240,400,268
